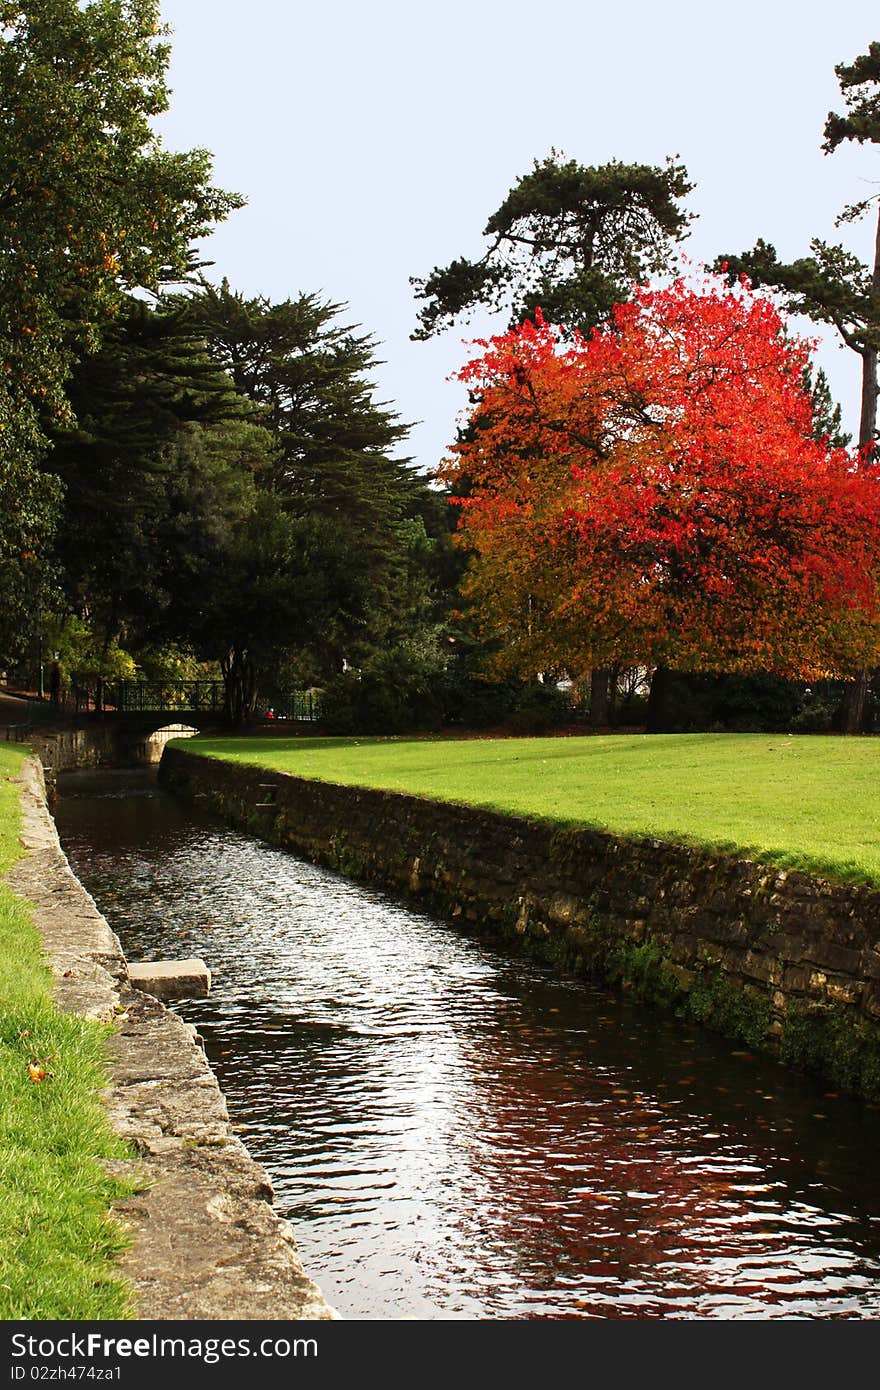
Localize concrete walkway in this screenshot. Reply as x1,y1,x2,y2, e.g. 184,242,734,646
8,758,336,1321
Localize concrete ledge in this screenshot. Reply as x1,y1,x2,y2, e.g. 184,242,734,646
128,958,211,1001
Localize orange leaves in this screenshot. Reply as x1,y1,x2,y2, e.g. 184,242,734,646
16,1025,55,1085
448,273,880,678
27,1058,51,1084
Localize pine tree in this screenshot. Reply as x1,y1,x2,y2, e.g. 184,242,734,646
717,41,880,730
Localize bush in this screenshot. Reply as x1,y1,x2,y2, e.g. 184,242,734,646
503,682,575,734
789,694,841,734
320,658,578,737
652,671,828,734
615,691,649,727
440,673,522,729
320,648,447,735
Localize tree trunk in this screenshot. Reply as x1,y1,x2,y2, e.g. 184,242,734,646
841,668,869,735
607,663,620,728
589,668,610,728
857,202,880,460
646,664,671,734
221,647,260,727
242,659,259,725
221,648,247,727
842,204,880,733
857,345,878,460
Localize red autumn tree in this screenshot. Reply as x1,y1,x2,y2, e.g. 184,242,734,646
442,275,880,690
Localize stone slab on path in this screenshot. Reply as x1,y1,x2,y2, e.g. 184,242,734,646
7,757,337,1322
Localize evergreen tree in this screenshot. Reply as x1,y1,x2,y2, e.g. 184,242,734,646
44,299,271,669
808,366,851,448
411,152,694,340
181,282,436,714
717,41,880,729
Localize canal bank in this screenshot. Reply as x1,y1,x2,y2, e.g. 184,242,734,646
159,743,880,1102
9,755,335,1321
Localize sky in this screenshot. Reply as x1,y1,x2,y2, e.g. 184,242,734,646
156,1,879,473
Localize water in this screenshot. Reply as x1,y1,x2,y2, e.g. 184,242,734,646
55,768,880,1320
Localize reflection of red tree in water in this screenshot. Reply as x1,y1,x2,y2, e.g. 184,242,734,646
433,1014,878,1319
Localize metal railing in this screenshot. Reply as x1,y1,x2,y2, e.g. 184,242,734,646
5,681,325,723
108,681,225,714
3,723,32,742
287,690,321,722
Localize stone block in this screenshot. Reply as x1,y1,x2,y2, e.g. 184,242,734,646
700,917,751,946
666,963,695,990
771,933,806,963
805,942,863,975
784,961,811,995
128,958,211,1001
740,951,781,986
669,936,697,965
824,977,862,1006
547,892,582,925
782,963,813,994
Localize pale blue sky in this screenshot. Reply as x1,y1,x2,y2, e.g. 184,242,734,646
157,1,879,471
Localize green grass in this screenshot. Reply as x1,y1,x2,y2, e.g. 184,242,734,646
0,743,134,1319
179,731,880,887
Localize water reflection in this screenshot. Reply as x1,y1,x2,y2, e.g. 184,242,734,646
55,768,880,1320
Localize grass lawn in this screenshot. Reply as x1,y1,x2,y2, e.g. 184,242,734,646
0,743,134,1319
181,731,880,887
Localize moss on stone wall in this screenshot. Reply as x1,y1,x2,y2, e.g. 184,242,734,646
780,1001,880,1100
687,970,773,1051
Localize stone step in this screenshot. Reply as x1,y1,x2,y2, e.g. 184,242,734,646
128,958,211,1001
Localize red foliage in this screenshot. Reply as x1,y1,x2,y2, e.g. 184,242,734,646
442,275,880,680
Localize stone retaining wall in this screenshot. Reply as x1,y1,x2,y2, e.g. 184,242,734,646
13,725,139,803
10,723,195,800
9,756,336,1320
160,744,880,1100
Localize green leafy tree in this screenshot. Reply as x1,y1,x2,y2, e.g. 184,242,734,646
0,0,241,664
182,496,370,725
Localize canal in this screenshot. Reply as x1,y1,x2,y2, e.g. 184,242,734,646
55,768,880,1320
